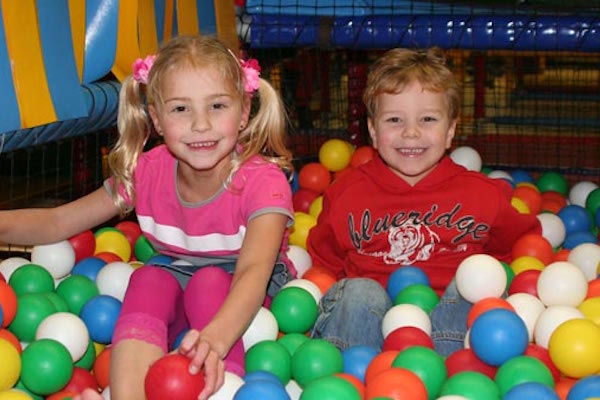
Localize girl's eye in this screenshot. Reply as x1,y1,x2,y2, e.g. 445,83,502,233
171,105,187,112
211,102,227,110
386,117,401,123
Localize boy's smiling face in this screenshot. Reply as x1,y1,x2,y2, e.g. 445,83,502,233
368,80,457,186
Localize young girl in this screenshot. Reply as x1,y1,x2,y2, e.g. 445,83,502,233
0,35,295,400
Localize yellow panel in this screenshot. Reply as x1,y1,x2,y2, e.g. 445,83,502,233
162,0,174,42
138,0,158,56
176,0,199,36
68,0,85,81
111,0,141,81
2,0,57,128
214,0,238,50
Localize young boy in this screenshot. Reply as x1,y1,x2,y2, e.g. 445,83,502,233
306,47,541,356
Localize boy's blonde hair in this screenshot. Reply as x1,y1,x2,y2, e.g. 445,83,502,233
108,35,293,215
363,47,461,121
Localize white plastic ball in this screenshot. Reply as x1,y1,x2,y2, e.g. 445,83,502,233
463,329,470,349
436,396,469,400
381,304,431,338
533,305,584,348
282,278,322,304
286,245,313,278
31,240,76,279
455,254,507,303
96,261,135,301
209,371,244,399
242,306,278,350
101,386,111,400
506,292,546,342
450,146,482,172
537,261,588,307
537,213,566,249
567,243,600,281
171,259,194,266
285,379,303,400
35,312,90,361
569,180,599,208
487,170,514,182
0,257,30,281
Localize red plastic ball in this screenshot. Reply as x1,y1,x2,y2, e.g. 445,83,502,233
524,343,560,382
93,347,111,390
508,269,541,296
445,348,497,379
115,221,143,250
467,297,515,328
145,354,205,400
298,162,331,193
511,233,554,266
350,146,377,168
382,326,434,352
513,186,542,215
364,350,399,384
69,230,96,263
62,366,99,393
365,367,428,400
293,188,320,213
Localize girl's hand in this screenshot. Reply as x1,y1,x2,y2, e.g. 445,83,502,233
178,329,226,400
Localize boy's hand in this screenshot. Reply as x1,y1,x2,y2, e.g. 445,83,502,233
178,329,225,400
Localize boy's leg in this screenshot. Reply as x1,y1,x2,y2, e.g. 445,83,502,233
310,278,392,351
430,279,473,356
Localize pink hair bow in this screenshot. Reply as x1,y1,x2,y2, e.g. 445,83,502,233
132,55,156,84
241,58,261,93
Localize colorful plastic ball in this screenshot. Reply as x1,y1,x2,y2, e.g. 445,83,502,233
134,235,158,263
567,243,600,281
55,274,99,315
386,266,430,301
72,256,107,282
300,375,362,400
533,305,584,348
392,345,447,400
144,353,205,400
93,346,111,390
524,343,561,383
585,187,600,218
487,169,514,183
506,293,546,342
563,231,598,250
8,263,54,296
334,373,365,399
302,266,337,295
62,366,99,394
0,329,21,354
537,213,567,249
114,220,143,250
494,355,554,396
503,381,559,400
289,212,317,250
510,255,545,275
285,379,303,399
21,338,73,395
541,190,568,214
319,139,353,172
512,233,554,266
578,297,600,325
286,245,313,278
80,294,122,344
469,308,528,366
0,281,17,328
245,340,292,384
35,312,89,362
282,278,322,304
364,350,399,384
508,269,541,296
511,197,530,214
0,257,29,282
450,146,482,172
277,332,310,358
381,304,431,338
566,374,600,400
293,188,320,214
445,348,497,379
512,169,535,185
94,230,131,262
31,240,76,279
467,297,515,329
0,338,21,390
394,284,439,314
455,254,507,303
233,380,289,400
348,146,375,168
440,371,500,400
94,251,123,264
537,261,588,307
209,371,245,400
537,172,568,196
9,293,56,342
569,181,599,208
513,185,542,215
308,196,323,219
341,345,379,383
242,306,278,350
74,339,96,370
555,376,577,399
548,318,600,378
96,261,134,301
558,205,593,235
270,286,318,334
291,339,343,387
382,326,434,353
0,389,37,400
366,367,428,400
46,389,79,400
298,162,331,193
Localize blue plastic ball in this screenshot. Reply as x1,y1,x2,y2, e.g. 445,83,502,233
80,294,122,344
341,345,379,383
244,370,283,385
145,254,175,266
562,231,598,250
469,308,528,366
71,256,107,282
558,205,592,235
233,380,289,400
567,374,600,400
511,169,535,185
503,382,559,400
171,328,189,351
386,266,430,301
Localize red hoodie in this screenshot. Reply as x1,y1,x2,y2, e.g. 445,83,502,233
307,155,541,293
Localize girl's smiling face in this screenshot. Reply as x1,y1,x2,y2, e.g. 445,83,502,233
368,80,457,186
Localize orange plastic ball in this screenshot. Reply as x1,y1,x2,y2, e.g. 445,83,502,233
0,281,17,328
467,297,515,328
511,233,554,266
553,248,571,262
540,191,567,213
0,329,21,354
554,376,577,400
350,146,377,168
365,367,428,400
513,185,542,215
302,266,337,295
93,346,111,390
364,350,399,384
298,162,332,193
335,372,365,399
586,278,600,299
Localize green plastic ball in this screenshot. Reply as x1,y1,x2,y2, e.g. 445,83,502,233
440,371,500,400
8,264,54,296
74,340,96,370
55,274,99,315
392,346,447,400
501,261,515,291
537,171,568,196
277,332,310,357
585,188,600,219
8,293,56,342
292,338,343,387
43,292,69,312
270,286,318,334
21,338,74,395
394,284,440,314
13,380,44,400
494,355,554,397
300,375,362,400
244,340,292,385
134,235,157,263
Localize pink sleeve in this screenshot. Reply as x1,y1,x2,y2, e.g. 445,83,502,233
242,163,294,224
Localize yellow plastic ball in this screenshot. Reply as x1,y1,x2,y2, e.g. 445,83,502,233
318,139,353,172
289,212,317,250
579,297,600,326
93,341,106,356
308,196,323,219
511,196,531,214
548,318,600,378
95,230,132,262
0,339,21,391
510,255,545,275
0,390,33,400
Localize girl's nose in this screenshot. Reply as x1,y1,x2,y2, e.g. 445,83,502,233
191,111,210,132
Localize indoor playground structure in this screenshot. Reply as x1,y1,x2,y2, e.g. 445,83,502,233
1,0,600,399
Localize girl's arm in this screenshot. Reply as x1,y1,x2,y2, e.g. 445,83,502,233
179,212,288,397
0,187,120,246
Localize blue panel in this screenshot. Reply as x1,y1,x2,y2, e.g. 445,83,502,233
0,1,22,134
197,0,217,35
250,14,319,48
83,0,118,83
155,0,165,43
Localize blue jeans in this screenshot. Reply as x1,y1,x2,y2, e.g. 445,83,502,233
430,279,472,356
310,278,392,351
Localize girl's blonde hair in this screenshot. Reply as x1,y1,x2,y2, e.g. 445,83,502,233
363,47,461,121
108,35,293,215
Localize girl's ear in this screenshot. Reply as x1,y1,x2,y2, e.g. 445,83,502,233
148,105,163,136
240,95,251,128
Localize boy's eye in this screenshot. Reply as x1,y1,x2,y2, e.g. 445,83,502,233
423,116,437,122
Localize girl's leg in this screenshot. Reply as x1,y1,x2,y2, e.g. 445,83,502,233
110,266,187,400
183,267,245,376
310,278,392,351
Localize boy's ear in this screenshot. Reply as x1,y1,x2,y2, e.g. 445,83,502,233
148,105,163,136
367,118,378,149
445,119,458,149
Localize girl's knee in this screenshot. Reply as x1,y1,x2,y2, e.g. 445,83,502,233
185,266,232,293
